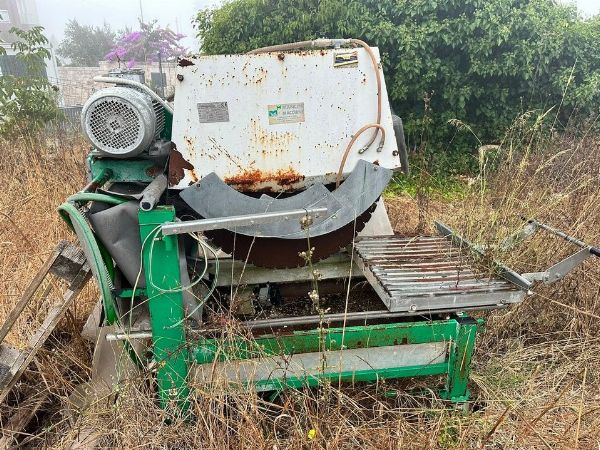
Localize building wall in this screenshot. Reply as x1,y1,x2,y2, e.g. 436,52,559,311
0,0,38,42
55,61,178,106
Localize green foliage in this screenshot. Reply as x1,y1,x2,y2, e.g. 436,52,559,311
195,0,600,174
57,19,116,67
0,26,59,137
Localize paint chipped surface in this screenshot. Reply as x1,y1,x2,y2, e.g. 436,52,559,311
168,148,195,186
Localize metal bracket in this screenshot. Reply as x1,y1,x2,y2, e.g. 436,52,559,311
523,247,592,283
499,222,538,251
439,218,599,287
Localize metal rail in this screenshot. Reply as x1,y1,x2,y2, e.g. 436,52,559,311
105,305,503,341
161,207,327,236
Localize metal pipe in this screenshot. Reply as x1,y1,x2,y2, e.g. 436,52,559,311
106,331,153,341
104,305,504,341
246,38,351,54
140,174,167,211
93,76,174,114
161,207,328,236
529,219,600,256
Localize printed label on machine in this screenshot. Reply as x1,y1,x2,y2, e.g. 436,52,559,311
267,103,305,125
197,102,230,123
333,50,358,68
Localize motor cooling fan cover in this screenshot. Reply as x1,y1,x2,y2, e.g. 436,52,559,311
81,86,162,158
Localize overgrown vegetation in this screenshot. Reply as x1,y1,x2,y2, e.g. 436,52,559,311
196,0,600,173
0,26,59,137
1,111,599,447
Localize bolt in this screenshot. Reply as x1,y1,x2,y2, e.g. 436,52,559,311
392,150,399,156
177,74,184,82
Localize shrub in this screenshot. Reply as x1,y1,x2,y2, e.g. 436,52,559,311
195,0,600,173
0,26,59,137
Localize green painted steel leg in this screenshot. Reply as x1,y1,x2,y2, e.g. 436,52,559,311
139,206,190,413
440,317,480,402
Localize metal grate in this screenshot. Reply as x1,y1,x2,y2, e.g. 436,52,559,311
354,235,526,313
88,98,142,152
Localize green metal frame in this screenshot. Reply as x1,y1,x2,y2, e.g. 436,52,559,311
136,208,483,413
139,207,190,412
192,317,482,398
87,153,161,184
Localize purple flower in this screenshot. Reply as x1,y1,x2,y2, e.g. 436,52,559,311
105,21,188,65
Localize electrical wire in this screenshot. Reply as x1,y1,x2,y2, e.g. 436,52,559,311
165,232,220,328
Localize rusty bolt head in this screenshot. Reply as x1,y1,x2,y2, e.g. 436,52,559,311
177,74,184,82
277,53,285,61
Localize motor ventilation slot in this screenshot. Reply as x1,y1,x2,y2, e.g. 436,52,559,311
82,86,164,158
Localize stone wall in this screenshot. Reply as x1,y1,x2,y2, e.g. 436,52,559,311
55,62,178,106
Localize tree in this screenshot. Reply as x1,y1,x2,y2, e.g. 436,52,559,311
0,26,59,137
57,20,116,67
106,20,186,68
195,0,600,173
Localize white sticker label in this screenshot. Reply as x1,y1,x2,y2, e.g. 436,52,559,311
267,103,305,125
197,102,229,123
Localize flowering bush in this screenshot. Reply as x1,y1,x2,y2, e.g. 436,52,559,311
106,20,186,68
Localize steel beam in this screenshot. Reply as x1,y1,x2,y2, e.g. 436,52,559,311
139,206,190,414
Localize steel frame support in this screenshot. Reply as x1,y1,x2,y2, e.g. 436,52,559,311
139,206,190,412
440,316,480,402
137,209,482,407
192,317,482,402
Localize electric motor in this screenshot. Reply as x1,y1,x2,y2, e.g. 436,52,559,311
81,86,164,158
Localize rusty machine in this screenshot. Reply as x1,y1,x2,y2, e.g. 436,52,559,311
45,39,599,413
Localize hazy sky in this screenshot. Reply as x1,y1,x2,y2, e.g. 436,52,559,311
36,0,600,51
37,0,217,50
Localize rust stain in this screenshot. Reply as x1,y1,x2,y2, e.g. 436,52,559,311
178,58,195,67
168,147,194,185
249,119,297,157
224,167,305,191
145,166,161,177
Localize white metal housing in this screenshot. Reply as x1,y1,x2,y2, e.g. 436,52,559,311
171,47,400,190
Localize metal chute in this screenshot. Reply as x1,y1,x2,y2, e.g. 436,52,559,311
180,160,392,268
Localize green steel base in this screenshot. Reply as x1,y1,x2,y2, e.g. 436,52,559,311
138,207,483,414
138,206,483,414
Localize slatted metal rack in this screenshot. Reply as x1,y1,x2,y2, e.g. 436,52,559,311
354,233,526,314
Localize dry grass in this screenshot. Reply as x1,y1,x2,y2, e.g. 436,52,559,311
0,120,599,448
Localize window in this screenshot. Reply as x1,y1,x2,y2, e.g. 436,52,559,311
0,10,10,23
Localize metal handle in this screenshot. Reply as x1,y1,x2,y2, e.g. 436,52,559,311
528,219,599,257
161,207,328,236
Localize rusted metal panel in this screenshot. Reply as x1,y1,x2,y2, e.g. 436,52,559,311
170,48,400,190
